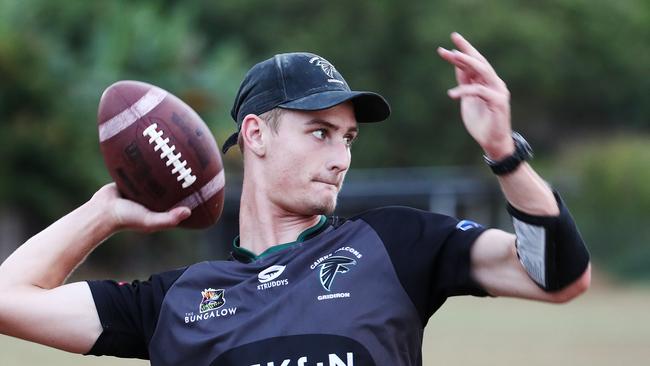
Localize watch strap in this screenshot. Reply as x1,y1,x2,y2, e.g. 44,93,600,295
484,131,533,175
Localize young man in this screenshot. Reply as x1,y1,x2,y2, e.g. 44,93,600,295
0,33,590,365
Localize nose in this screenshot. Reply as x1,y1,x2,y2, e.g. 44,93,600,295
325,139,351,174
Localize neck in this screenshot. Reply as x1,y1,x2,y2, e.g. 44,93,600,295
238,178,321,256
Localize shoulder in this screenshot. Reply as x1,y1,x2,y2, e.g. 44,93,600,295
147,266,190,290
339,207,488,324
87,266,190,312
338,206,487,270
352,205,449,219
84,265,191,358
346,206,464,244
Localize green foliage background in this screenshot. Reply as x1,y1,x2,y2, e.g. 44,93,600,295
0,0,648,278
558,139,650,281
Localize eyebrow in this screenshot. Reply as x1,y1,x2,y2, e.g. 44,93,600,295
304,118,358,133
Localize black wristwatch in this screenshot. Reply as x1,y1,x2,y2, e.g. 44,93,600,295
483,131,533,175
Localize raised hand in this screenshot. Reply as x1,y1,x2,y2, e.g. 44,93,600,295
437,32,514,160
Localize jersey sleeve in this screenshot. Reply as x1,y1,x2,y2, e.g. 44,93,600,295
359,206,488,326
85,267,187,359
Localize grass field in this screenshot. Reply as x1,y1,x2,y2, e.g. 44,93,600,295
423,281,650,365
1,279,648,365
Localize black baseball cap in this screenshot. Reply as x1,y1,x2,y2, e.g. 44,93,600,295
222,52,391,153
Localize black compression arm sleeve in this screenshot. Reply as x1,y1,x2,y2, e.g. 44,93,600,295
507,191,590,292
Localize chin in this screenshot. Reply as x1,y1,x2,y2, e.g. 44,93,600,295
316,204,336,215
307,196,337,215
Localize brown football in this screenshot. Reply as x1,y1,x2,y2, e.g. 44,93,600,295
97,80,224,229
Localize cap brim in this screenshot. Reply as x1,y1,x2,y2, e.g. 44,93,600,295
222,131,239,154
279,90,390,123
223,90,391,153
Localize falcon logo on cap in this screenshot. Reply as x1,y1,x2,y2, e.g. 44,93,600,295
309,56,344,84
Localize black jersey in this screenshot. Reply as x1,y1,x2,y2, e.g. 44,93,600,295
87,206,487,365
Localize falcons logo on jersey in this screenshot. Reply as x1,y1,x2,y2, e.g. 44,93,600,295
318,256,356,291
309,56,338,79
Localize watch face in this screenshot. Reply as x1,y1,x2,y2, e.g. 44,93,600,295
512,132,533,158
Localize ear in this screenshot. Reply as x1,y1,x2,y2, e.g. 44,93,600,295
240,114,267,157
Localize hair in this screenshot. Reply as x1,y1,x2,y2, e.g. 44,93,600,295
237,108,285,153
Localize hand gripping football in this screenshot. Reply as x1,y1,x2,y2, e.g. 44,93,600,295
97,80,224,229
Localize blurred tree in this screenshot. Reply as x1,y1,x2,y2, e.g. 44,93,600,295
192,0,649,166
0,0,648,277
0,0,246,274
556,137,650,281
0,0,245,224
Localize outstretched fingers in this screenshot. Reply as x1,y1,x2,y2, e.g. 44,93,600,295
438,46,505,90
447,84,506,106
451,32,488,63
452,50,504,88
438,47,471,84
438,32,513,152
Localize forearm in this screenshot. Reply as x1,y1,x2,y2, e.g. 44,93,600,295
0,196,114,290
495,162,559,216
491,160,590,292
472,155,590,295
0,184,186,350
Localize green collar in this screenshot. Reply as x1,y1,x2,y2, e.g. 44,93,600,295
232,215,327,262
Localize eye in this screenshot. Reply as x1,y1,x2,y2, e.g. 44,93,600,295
312,129,326,140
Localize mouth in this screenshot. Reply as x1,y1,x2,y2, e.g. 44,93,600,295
313,179,340,189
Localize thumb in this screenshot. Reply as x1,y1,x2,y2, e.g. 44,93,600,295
142,206,191,231
170,206,192,223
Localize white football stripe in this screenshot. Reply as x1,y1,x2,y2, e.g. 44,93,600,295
99,88,167,142
174,169,225,210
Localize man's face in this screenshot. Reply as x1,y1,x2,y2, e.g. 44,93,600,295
262,102,357,215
